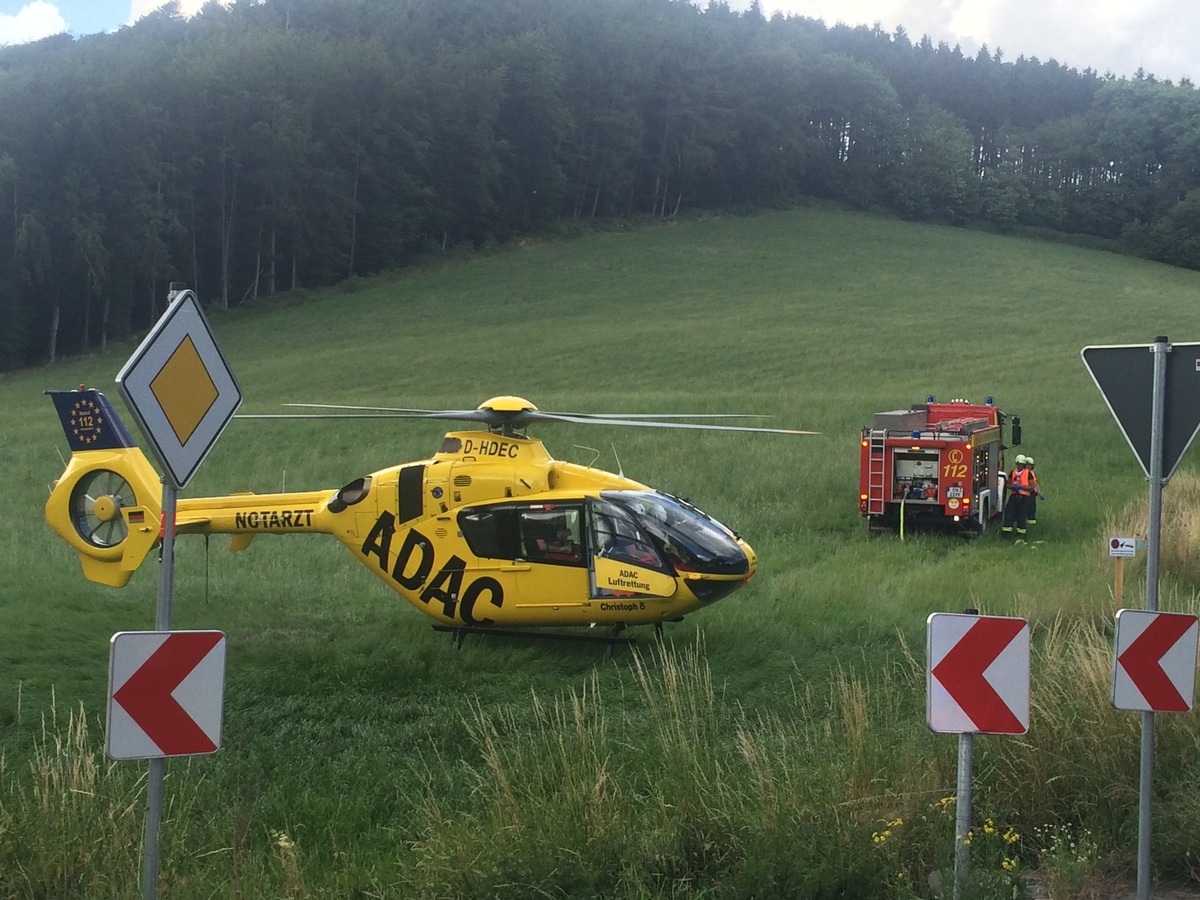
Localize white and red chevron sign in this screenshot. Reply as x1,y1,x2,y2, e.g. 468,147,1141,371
927,613,1030,734
106,631,227,760
1113,610,1198,713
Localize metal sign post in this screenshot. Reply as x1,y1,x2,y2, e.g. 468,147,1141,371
141,481,176,900
927,611,1030,899
111,286,241,900
1082,336,1200,900
953,732,973,898
1135,338,1168,900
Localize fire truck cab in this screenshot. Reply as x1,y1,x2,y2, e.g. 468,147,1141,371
859,396,1020,535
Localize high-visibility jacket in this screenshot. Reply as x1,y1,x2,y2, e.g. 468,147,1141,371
1008,468,1034,496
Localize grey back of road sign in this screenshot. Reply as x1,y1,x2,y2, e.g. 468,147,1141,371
1082,341,1200,481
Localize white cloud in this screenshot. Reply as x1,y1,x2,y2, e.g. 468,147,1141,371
128,0,234,26
746,0,1200,83
0,1,68,46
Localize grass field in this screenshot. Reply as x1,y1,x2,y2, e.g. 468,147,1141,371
4,205,1200,898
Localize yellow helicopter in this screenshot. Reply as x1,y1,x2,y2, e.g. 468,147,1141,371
45,389,812,644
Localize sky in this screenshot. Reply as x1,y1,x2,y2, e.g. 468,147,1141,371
1,0,1198,85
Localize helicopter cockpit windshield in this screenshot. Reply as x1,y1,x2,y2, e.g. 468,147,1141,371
591,491,749,577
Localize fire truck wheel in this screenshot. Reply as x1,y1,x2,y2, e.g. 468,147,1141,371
967,502,990,538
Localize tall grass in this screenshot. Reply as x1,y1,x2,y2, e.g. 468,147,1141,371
1,697,147,897
6,631,1200,897
403,628,1200,897
403,639,904,898
1103,471,1200,591
0,696,352,898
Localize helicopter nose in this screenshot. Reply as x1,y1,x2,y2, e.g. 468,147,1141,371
688,537,757,605
739,540,758,582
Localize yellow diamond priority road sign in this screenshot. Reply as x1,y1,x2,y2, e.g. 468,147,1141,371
117,290,241,488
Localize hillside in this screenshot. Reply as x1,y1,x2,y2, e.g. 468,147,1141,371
4,207,1200,898
4,0,1200,373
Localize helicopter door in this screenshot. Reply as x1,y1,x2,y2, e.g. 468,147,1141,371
510,503,590,608
588,498,677,600
458,502,590,609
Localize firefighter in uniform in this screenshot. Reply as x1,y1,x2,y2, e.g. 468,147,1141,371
1002,454,1035,537
1026,456,1042,524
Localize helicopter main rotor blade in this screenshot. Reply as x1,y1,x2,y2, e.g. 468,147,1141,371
238,413,410,419
284,402,769,420
240,401,817,433
530,411,818,435
283,403,477,415
540,411,770,420
237,411,493,421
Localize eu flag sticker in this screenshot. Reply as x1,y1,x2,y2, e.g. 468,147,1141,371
47,390,137,452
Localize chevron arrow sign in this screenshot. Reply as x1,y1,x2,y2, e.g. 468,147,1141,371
1113,610,1198,713
106,631,226,760
927,613,1030,734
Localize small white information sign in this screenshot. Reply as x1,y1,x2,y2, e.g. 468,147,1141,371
1108,536,1136,558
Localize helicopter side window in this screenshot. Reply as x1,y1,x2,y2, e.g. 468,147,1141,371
458,503,583,566
458,507,522,559
519,506,582,565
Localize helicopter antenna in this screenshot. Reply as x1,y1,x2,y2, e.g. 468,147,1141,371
611,442,624,478
48,445,67,495
573,444,601,469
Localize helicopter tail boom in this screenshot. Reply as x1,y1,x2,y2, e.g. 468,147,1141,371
175,490,333,537
46,389,352,588
45,389,164,587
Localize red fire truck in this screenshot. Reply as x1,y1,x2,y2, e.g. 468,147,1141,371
859,396,1021,535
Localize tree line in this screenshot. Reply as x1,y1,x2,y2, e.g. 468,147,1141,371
2,0,1198,371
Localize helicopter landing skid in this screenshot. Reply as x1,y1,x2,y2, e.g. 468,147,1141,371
433,623,636,655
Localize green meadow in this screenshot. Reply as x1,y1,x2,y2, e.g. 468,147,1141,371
5,205,1200,898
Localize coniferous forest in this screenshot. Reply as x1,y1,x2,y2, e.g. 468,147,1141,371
2,0,1199,372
